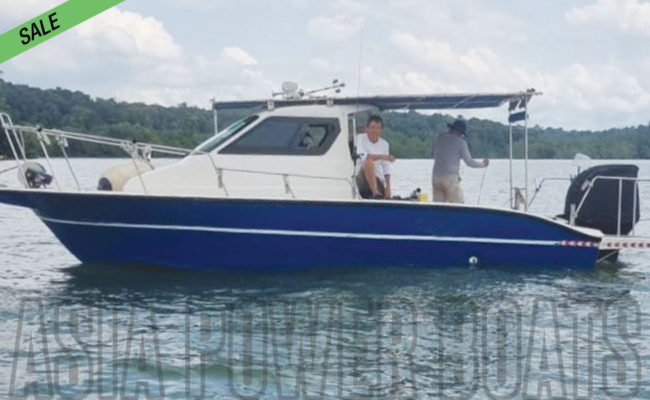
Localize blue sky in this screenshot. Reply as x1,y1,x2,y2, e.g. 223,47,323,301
1,0,649,130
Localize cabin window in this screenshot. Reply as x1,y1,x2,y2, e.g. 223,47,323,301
194,115,259,153
220,117,340,155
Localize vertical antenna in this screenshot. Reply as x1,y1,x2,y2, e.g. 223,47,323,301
355,29,364,102
351,29,365,187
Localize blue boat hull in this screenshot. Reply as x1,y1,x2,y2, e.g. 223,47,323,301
0,189,601,269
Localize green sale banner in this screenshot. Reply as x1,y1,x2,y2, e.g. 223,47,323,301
0,0,125,64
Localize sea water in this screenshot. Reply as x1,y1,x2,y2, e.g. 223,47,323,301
0,158,649,399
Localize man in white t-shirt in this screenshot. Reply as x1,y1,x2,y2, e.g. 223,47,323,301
355,115,395,199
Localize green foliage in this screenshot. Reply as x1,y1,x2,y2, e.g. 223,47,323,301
0,80,7,111
0,78,649,159
378,111,650,159
0,79,250,157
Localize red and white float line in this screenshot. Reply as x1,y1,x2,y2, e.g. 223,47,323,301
598,236,650,250
559,240,599,248
559,237,650,250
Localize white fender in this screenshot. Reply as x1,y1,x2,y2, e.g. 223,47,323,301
98,161,152,191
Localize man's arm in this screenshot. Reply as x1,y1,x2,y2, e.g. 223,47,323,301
460,141,487,168
367,154,395,162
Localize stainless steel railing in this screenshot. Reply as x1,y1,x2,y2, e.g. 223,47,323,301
571,175,649,236
518,173,647,238
0,112,354,198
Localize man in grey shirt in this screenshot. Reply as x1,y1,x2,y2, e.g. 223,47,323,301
431,119,489,203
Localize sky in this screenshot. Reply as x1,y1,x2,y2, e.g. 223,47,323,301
0,0,649,130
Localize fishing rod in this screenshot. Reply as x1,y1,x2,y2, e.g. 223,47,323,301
476,165,488,205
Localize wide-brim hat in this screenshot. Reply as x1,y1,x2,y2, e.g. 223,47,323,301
447,119,467,136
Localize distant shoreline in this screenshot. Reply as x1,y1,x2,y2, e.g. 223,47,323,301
2,79,650,160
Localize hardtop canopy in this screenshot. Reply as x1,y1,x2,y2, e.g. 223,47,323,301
212,90,539,111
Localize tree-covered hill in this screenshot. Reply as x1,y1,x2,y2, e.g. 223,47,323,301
1,79,649,159
382,111,650,159
0,79,250,157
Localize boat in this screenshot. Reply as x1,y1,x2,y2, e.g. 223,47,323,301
0,82,648,269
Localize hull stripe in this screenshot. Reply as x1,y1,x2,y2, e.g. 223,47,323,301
38,216,590,248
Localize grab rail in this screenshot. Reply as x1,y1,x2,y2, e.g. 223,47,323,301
513,172,648,238
0,113,354,197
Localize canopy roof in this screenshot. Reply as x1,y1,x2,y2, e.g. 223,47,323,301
212,90,539,111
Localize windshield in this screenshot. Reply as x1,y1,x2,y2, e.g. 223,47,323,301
219,117,340,155
193,115,259,153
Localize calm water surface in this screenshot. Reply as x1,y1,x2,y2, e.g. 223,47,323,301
0,158,649,399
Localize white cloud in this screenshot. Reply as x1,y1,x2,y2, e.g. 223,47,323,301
4,7,273,108
1,5,181,61
221,46,258,66
499,63,650,129
566,0,650,35
381,0,528,46
353,66,459,95
3,0,649,130
376,28,650,129
390,31,499,78
308,15,363,42
8,6,183,73
75,8,182,60
535,64,650,111
109,50,273,107
309,57,345,73
0,0,64,27
331,0,368,14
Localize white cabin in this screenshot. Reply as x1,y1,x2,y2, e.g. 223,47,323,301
122,104,374,199
117,89,535,200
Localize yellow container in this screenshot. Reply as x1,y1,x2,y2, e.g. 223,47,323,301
418,193,429,202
